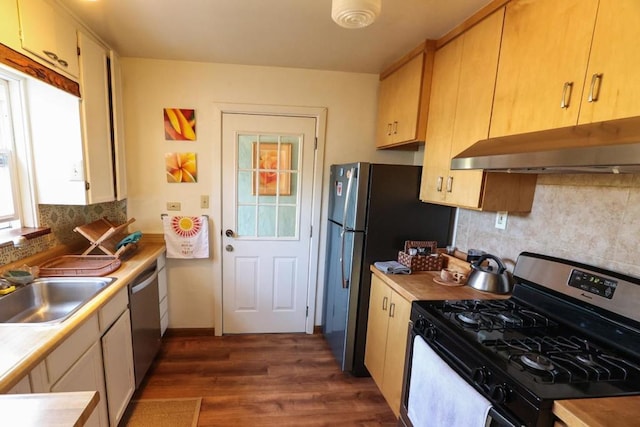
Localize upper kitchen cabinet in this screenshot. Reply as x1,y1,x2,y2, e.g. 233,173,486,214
489,0,598,137
109,50,128,200
30,31,117,205
16,0,80,79
420,8,536,212
577,0,640,124
376,42,434,149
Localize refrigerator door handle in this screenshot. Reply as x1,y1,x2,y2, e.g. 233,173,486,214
340,228,349,289
340,167,356,289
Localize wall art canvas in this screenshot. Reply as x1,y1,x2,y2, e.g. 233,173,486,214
164,108,196,140
252,142,291,195
165,152,197,183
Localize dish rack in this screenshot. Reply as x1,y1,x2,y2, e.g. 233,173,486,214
74,217,137,257
39,218,136,277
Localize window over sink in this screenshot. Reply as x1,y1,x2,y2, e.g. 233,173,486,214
0,66,39,245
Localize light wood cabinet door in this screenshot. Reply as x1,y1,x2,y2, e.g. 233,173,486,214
364,275,412,418
420,9,535,212
376,50,429,149
420,36,461,204
578,0,640,124
490,0,598,137
381,293,411,417
364,275,390,386
447,9,504,208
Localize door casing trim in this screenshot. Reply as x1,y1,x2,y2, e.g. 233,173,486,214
213,103,327,335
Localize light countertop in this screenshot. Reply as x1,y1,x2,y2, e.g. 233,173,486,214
0,238,166,393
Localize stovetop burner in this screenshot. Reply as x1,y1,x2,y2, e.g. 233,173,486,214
521,353,555,371
440,299,555,331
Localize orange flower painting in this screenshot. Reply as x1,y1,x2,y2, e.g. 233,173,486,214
164,108,196,141
252,143,292,195
165,152,197,183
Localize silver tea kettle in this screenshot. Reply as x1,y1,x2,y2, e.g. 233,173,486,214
467,253,512,294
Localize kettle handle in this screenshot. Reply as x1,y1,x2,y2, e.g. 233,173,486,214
473,254,507,274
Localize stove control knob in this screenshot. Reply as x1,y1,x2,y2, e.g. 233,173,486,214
425,325,437,341
414,317,428,333
490,384,510,404
472,367,489,385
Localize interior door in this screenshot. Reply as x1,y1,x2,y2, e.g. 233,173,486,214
221,113,316,333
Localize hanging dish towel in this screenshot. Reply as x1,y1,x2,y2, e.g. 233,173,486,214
162,215,209,259
407,336,492,427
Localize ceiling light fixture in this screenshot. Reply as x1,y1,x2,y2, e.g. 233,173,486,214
331,0,381,29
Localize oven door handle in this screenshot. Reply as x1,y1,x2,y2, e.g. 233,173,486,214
487,407,524,427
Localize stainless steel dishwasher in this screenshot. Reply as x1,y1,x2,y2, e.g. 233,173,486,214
129,261,162,388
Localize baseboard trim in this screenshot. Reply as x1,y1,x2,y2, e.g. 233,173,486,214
164,328,216,337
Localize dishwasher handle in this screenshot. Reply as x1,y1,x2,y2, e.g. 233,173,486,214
130,266,159,294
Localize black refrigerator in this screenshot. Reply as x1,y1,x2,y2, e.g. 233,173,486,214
322,163,454,376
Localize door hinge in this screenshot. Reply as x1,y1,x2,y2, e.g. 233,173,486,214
85,181,90,191
309,225,312,238
314,137,318,150
77,46,81,56
306,306,309,317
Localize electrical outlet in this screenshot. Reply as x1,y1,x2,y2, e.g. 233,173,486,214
167,202,181,211
495,211,508,229
201,195,209,209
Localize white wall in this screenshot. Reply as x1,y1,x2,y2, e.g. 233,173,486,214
121,58,416,328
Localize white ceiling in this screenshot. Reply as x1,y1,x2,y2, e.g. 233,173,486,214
57,0,493,74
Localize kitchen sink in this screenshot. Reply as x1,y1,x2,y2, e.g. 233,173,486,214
0,277,115,325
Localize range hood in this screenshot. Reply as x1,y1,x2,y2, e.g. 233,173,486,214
451,116,640,174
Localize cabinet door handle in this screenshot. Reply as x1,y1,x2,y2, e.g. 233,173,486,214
392,121,398,135
389,302,396,318
57,58,69,68
387,123,392,136
436,176,443,192
588,73,603,102
446,176,453,193
560,81,573,109
382,296,388,311
42,50,58,61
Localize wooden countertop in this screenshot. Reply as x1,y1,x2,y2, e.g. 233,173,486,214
370,266,510,302
553,396,640,427
0,237,166,393
0,391,98,426
371,266,640,427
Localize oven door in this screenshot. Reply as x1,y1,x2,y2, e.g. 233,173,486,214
399,323,524,427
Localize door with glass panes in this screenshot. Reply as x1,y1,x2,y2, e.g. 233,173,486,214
221,113,316,333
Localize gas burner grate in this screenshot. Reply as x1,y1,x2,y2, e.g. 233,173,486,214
439,299,555,331
483,335,640,384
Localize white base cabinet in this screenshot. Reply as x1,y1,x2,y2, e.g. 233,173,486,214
50,342,107,427
101,310,135,426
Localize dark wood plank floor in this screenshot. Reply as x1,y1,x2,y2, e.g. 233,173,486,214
131,332,397,426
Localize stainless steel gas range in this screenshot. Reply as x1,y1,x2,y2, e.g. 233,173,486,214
400,252,640,427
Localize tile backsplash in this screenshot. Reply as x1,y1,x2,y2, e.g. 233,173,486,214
455,174,640,278
0,200,127,265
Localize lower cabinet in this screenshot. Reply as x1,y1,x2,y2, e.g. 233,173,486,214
364,274,411,417
101,309,135,426
25,287,135,427
50,342,107,427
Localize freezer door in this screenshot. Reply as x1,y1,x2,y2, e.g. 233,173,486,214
322,221,364,372
328,163,369,230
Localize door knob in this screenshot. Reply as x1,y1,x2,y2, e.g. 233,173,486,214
225,245,234,252
225,229,235,237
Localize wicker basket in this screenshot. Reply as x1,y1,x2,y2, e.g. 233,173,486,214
397,241,443,271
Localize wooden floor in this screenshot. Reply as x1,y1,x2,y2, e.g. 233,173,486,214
130,331,397,426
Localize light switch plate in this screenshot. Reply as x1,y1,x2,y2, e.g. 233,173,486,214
167,202,181,211
201,195,209,209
